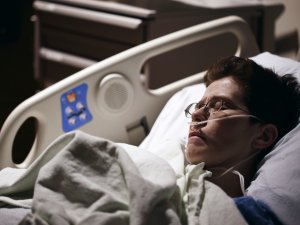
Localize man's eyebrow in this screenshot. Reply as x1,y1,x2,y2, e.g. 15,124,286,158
207,95,233,102
196,96,225,106
196,96,235,107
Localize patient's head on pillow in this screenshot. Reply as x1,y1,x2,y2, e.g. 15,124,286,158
185,55,300,196
204,56,300,142
141,52,300,224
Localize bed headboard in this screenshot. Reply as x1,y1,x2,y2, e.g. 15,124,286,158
0,16,259,168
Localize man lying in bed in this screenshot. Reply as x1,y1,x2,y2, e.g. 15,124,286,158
13,55,300,225
184,56,300,224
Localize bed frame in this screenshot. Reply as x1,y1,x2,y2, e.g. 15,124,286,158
0,16,259,169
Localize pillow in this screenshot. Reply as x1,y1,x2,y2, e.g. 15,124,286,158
139,83,205,150
140,52,300,225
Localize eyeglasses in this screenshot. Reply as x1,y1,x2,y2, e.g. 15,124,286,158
184,98,249,119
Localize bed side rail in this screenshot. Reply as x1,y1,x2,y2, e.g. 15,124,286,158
0,16,259,168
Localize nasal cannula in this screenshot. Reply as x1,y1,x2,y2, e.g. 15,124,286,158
188,114,261,126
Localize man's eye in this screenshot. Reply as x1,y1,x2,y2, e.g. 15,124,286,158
209,99,223,110
221,101,234,110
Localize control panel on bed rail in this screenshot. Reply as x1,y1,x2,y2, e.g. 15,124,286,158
60,83,93,132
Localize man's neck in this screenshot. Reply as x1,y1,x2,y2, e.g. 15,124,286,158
205,158,257,197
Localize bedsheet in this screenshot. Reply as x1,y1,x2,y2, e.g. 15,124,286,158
1,131,247,225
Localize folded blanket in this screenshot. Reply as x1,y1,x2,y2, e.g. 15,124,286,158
3,131,246,225
19,131,183,225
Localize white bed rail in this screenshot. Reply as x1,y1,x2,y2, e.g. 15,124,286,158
0,16,259,168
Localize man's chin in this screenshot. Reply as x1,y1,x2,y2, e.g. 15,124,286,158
185,147,206,164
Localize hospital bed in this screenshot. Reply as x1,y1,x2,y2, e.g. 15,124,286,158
0,16,300,225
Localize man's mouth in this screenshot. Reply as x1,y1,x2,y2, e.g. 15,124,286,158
189,131,203,138
188,131,206,144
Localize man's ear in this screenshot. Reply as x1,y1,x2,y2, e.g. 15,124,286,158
252,124,278,150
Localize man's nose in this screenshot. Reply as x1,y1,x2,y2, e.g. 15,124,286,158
192,106,208,122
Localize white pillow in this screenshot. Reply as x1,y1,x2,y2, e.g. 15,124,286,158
139,83,205,150
140,52,300,225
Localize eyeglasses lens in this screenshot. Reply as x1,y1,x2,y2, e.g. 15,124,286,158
185,99,224,119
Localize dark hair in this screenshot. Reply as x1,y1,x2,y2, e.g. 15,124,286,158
204,56,300,141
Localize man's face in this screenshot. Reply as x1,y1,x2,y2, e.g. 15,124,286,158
185,76,260,168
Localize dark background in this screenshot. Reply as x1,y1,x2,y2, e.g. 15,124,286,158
0,0,36,128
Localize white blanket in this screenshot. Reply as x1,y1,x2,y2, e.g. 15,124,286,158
1,131,247,225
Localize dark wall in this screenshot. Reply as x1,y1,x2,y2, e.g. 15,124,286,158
0,0,36,128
